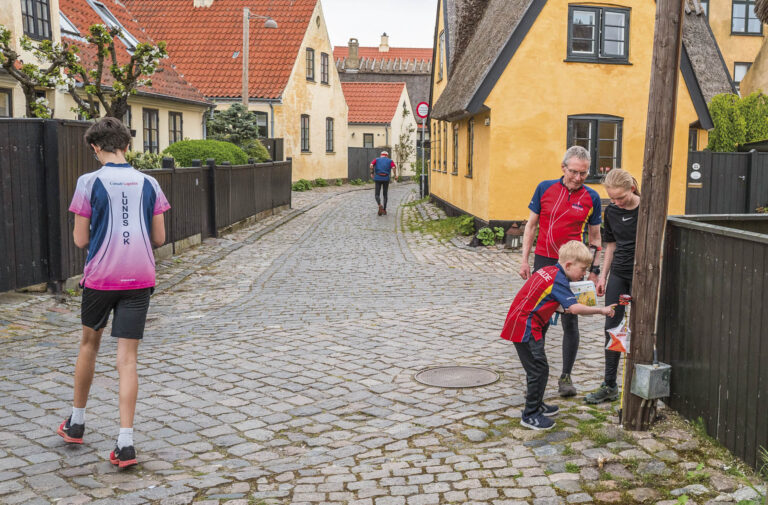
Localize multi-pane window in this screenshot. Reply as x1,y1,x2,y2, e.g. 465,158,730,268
0,89,12,117
438,31,445,81
254,111,268,137
688,129,699,152
21,0,51,39
452,125,459,175
169,112,183,144
143,108,159,153
321,53,329,84
301,114,310,152
567,115,623,180
732,0,762,34
123,107,132,128
325,117,334,152
363,133,374,148
734,62,753,92
442,122,447,172
431,121,439,170
306,48,315,81
568,6,630,63
467,119,474,178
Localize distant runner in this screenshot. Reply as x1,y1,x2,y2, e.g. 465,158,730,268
370,151,397,216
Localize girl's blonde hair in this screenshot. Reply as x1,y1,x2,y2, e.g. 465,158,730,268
603,168,640,196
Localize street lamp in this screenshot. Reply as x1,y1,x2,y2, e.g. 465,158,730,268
242,7,278,108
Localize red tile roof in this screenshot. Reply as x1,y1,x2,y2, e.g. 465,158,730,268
341,82,405,124
124,0,318,99
59,0,210,106
334,46,433,62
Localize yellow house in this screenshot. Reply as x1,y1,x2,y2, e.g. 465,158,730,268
0,0,211,153
701,0,766,92
428,0,734,226
126,0,349,182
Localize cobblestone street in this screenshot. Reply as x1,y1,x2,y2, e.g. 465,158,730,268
0,184,762,505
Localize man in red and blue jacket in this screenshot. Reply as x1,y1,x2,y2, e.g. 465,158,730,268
518,146,603,397
370,151,397,216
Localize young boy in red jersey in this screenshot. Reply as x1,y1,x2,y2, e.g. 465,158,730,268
501,241,615,430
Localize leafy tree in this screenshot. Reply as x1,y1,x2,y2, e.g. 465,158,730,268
0,25,79,118
737,92,768,144
393,103,416,175
66,25,167,119
707,93,746,152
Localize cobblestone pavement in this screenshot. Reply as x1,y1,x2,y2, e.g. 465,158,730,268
0,183,764,505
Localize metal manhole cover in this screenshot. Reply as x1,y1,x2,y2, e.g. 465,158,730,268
414,366,499,388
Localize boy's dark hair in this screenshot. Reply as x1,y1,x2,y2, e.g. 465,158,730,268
84,117,132,153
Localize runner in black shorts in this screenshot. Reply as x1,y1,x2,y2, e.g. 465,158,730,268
56,118,170,468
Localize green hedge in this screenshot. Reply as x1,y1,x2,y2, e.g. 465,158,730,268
242,139,271,163
162,139,248,167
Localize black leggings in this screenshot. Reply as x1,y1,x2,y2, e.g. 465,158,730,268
604,272,632,387
375,181,389,209
533,255,579,376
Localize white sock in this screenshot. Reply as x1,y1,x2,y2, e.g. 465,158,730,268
117,428,133,449
71,407,85,425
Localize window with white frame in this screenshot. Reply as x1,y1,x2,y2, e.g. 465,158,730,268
568,6,630,63
734,62,752,92
88,0,140,51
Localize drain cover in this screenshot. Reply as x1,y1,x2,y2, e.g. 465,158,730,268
414,366,499,388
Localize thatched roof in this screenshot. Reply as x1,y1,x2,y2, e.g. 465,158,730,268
682,0,736,104
433,0,734,125
432,0,534,121
756,0,768,23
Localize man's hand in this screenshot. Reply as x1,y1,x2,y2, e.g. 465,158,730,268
588,271,598,285
595,275,607,297
519,261,531,280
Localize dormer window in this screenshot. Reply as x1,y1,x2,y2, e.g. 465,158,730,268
88,0,140,51
60,11,80,37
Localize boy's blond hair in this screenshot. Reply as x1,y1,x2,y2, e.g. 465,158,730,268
558,240,592,265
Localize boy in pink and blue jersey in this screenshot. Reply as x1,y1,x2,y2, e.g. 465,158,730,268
502,241,614,430
57,118,169,468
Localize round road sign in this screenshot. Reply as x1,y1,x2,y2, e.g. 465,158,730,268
416,101,430,119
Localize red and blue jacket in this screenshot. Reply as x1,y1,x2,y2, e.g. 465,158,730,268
500,264,577,343
529,178,601,259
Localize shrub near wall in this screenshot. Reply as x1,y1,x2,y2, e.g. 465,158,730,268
163,139,248,167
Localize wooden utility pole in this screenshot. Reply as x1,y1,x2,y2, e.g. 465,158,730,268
622,0,686,431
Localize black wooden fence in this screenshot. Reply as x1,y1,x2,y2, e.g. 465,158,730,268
658,214,768,469
348,146,391,181
0,118,291,292
686,150,768,214
261,138,284,162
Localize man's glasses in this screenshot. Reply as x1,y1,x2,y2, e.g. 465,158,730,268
565,167,589,178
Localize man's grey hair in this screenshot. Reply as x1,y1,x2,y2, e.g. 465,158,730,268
562,145,591,166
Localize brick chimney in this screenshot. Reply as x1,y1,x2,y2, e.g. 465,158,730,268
347,37,360,69
193,0,214,7
379,32,389,52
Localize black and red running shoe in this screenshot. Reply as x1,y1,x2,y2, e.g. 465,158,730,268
109,445,137,468
56,417,84,444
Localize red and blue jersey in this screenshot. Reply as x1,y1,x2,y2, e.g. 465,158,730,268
69,163,170,290
529,178,601,259
500,264,577,343
371,157,396,181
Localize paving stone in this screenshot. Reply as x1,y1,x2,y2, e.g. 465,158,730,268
593,491,622,503
627,487,660,502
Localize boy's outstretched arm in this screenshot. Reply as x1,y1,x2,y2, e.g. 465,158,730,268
566,303,616,317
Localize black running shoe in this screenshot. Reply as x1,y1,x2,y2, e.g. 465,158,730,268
109,445,137,468
539,403,560,417
56,417,84,444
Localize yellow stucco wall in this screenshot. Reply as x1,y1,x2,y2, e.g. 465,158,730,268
707,1,765,86
276,1,348,181
348,124,389,148
430,0,704,222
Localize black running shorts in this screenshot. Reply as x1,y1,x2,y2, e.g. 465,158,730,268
81,287,152,339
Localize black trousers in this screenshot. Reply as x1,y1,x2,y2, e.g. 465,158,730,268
533,255,579,376
603,272,632,387
513,334,549,417
375,181,389,209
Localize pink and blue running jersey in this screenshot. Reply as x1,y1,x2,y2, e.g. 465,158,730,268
69,163,170,290
500,264,577,343
529,178,601,259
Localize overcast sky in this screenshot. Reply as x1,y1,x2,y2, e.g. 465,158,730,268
321,0,438,49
